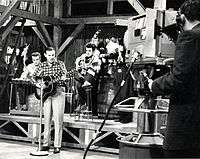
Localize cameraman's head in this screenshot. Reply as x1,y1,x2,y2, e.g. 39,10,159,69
179,0,200,31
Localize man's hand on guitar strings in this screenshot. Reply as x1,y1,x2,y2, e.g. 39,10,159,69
35,81,46,89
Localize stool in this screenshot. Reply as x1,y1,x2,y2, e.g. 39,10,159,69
75,85,93,120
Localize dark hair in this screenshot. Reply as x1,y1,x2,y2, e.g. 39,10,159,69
31,52,41,57
180,0,200,21
85,43,96,51
46,47,55,52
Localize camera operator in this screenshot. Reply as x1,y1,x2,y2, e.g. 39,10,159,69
148,0,200,157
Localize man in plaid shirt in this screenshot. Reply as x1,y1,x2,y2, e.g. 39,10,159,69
32,47,67,154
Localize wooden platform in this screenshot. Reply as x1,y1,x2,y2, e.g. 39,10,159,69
0,113,137,153
0,139,118,159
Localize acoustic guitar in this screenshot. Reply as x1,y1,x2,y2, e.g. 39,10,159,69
34,70,75,102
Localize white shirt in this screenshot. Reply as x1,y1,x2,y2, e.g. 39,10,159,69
20,63,39,79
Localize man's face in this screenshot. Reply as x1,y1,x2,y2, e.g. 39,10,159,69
32,56,40,66
92,38,99,47
45,50,56,64
86,48,93,57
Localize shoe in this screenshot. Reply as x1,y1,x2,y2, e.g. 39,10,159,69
80,104,88,111
75,105,81,112
40,146,50,151
53,147,60,154
75,104,88,112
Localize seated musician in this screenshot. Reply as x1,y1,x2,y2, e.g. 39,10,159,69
99,37,122,75
20,52,41,80
13,52,41,111
90,30,106,55
75,43,102,115
32,47,67,153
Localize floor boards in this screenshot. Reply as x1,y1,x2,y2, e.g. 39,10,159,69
0,139,118,159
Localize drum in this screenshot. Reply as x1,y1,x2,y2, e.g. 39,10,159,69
97,76,119,119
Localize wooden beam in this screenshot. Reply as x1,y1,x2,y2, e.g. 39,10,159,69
1,16,21,41
36,21,53,47
45,0,49,16
1,1,30,40
0,0,20,27
127,0,145,14
0,4,131,26
11,30,21,35
72,0,127,4
57,23,85,56
115,19,128,26
54,26,62,52
54,0,63,52
0,4,63,25
61,15,131,25
154,0,166,10
32,27,48,47
66,0,72,16
107,0,114,15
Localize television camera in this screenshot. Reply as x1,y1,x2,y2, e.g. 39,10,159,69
124,8,180,97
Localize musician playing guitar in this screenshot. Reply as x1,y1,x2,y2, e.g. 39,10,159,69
75,43,101,115
32,47,67,154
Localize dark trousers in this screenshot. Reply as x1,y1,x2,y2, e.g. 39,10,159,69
76,76,98,116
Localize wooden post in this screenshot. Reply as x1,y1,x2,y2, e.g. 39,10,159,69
154,0,166,10
107,0,114,15
32,26,48,47
1,16,21,41
36,21,54,47
66,0,71,17
127,0,145,14
53,0,63,53
57,23,85,56
45,0,49,16
79,129,95,146
0,0,20,27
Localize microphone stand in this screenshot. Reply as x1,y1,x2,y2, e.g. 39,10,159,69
30,79,49,156
83,57,138,159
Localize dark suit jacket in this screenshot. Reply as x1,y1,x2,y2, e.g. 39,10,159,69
152,23,200,150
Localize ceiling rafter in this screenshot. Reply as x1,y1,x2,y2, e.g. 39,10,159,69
32,26,48,47
57,23,85,56
0,4,63,25
0,0,21,27
1,16,21,41
36,21,54,47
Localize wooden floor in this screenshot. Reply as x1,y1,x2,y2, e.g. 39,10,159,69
0,139,118,159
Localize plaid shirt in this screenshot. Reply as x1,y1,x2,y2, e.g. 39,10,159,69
33,60,67,81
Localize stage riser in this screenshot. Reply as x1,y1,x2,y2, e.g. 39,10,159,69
0,114,137,153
